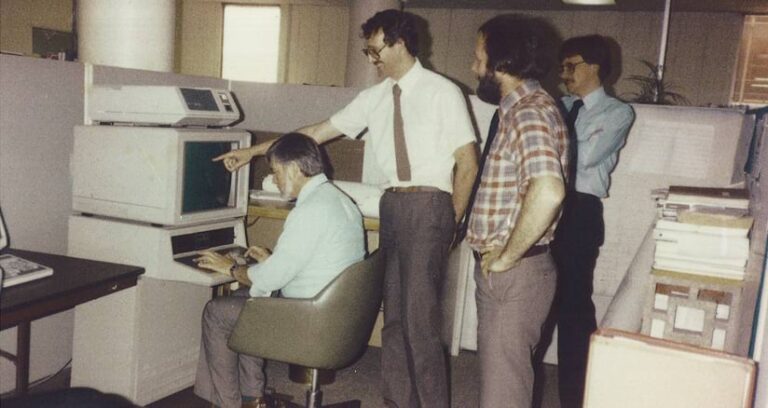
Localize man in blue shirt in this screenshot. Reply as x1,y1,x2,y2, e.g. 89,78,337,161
193,133,365,408
552,35,635,408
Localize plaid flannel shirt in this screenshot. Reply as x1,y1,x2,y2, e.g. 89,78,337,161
466,80,569,251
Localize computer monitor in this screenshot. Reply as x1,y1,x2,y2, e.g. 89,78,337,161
0,207,7,250
71,125,251,226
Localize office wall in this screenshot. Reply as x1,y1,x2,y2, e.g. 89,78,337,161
178,0,223,78
284,4,349,86
405,8,742,107
0,0,73,55
0,1,744,106
173,4,748,106
0,55,83,394
177,1,349,86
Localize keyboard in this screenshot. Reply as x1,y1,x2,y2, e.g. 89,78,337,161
174,246,256,271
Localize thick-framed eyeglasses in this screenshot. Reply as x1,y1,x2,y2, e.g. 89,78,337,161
362,44,388,60
559,61,587,73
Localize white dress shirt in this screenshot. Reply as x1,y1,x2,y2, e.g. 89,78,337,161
562,87,634,198
330,60,475,193
247,174,365,298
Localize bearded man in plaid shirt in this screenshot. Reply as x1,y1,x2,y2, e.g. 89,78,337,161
466,15,569,408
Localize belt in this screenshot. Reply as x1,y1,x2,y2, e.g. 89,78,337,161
385,186,442,193
472,245,549,262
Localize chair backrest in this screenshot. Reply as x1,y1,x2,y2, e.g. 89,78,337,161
307,250,384,364
228,251,385,370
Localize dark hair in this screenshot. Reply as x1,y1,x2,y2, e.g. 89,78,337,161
478,15,553,80
266,133,325,177
559,35,611,81
361,9,419,56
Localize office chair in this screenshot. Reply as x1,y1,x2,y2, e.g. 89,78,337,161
228,251,384,408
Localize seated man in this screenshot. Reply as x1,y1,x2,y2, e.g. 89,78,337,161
193,132,365,408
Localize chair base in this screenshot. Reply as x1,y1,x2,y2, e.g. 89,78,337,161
267,387,360,408
274,398,361,408
289,364,336,385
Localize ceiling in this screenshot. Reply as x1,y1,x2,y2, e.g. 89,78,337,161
403,0,768,14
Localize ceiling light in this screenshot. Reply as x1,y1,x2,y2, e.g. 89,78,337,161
562,0,616,5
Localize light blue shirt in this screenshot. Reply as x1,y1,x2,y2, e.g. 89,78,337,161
562,87,635,198
247,174,365,298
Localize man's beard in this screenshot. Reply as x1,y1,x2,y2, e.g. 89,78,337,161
476,72,502,105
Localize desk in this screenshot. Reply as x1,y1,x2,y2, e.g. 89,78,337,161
0,249,143,397
248,199,380,231
248,200,380,266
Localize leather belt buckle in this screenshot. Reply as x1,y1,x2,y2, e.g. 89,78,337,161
385,186,441,193
471,245,547,263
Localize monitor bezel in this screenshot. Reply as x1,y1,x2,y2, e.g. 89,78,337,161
0,207,7,250
172,131,250,226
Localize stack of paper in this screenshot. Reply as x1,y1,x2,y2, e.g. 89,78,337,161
652,186,752,280
656,186,750,221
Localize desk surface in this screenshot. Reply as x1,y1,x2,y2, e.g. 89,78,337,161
249,200,380,231
1,249,144,330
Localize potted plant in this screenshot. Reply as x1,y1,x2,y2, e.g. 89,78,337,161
624,60,690,105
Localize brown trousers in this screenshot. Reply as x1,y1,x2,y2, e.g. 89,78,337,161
380,190,455,408
475,252,556,408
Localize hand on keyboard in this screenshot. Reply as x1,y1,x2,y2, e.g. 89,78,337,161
245,246,271,263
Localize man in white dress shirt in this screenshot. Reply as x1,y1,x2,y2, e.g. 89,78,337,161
193,133,364,408
215,10,477,407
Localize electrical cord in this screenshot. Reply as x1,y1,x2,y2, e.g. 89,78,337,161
0,357,72,398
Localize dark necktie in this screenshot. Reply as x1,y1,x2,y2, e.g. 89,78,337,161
566,99,583,190
392,84,411,182
457,110,500,242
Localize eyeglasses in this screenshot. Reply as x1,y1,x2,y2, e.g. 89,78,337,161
559,61,587,73
361,44,387,60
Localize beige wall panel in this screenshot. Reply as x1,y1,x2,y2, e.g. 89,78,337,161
696,13,742,106
612,12,661,100
568,11,610,38
315,6,349,86
287,5,323,84
179,0,222,77
545,9,577,39
407,8,741,106
665,13,708,104
440,9,497,90
594,11,625,36
408,8,452,73
32,0,72,30
0,0,31,54
0,0,72,56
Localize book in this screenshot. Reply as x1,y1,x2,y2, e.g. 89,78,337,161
653,256,745,280
653,248,747,268
0,253,54,287
666,186,749,210
655,240,749,262
655,219,750,237
677,209,753,230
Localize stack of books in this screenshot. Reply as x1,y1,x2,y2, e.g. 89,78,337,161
653,186,752,280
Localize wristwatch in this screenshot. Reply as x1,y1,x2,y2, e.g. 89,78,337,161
228,262,238,276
